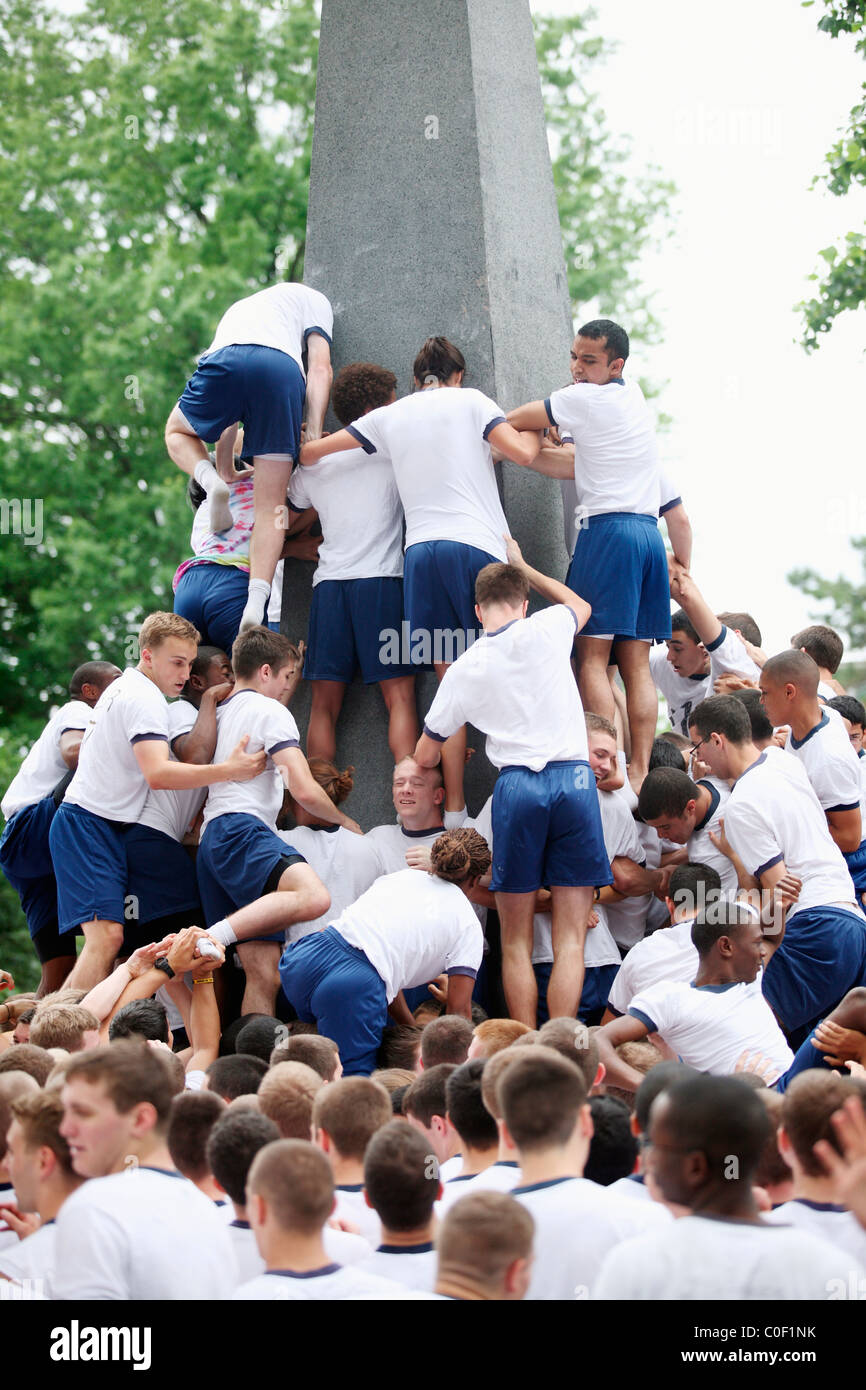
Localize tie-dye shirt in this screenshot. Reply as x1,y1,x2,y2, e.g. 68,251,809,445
173,476,254,588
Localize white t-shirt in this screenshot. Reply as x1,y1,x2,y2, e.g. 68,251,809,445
683,776,739,896
359,1244,436,1293
513,1175,670,1300
607,916,699,1016
53,1167,237,1300
204,283,333,375
279,825,381,943
593,1212,864,1300
227,1218,372,1282
138,699,207,843
65,669,169,824
436,1161,520,1212
234,1264,410,1300
627,974,793,1081
424,606,587,772
599,788,651,951
704,624,762,686
723,750,859,917
334,869,483,1004
332,1187,381,1249
290,448,404,584
0,1220,57,1298
545,378,660,518
365,823,448,877
764,1198,866,1266
784,710,863,816
649,644,710,739
202,688,300,830
346,386,508,557
2,701,92,819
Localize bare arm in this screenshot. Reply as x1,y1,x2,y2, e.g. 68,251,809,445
595,1014,654,1092
299,428,363,467
414,731,443,770
661,502,693,571
485,421,542,470
133,735,265,790
667,567,722,648
443,972,474,1022
172,684,231,766
506,401,553,431
827,807,863,855
59,729,86,771
303,334,333,443
186,963,225,1074
504,535,591,631
275,746,361,833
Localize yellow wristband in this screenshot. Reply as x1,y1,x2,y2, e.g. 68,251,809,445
194,976,214,985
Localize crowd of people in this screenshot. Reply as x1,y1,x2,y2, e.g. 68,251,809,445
2,286,866,1302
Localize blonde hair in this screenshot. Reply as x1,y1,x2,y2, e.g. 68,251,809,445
29,1004,100,1053
139,611,200,652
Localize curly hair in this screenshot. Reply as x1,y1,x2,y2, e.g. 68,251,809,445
331,362,397,427
429,829,491,885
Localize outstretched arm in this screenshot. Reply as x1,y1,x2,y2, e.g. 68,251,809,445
504,535,591,631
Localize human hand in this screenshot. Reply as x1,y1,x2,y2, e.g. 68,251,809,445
405,846,433,872
810,1019,866,1066
166,927,217,977
734,1048,781,1085
0,971,14,992
1,996,36,1023
771,726,791,750
713,673,758,695
503,534,524,568
127,939,175,980
587,909,599,929
202,681,234,706
739,637,766,668
427,974,448,1004
0,1206,40,1241
190,938,225,980
223,735,267,782
341,816,363,836
708,817,735,862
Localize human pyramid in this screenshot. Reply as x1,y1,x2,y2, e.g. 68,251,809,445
3,282,866,1301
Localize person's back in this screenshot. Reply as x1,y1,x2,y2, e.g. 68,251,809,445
205,282,332,373
348,386,508,558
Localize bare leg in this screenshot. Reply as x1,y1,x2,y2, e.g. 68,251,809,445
613,639,657,793
379,676,419,763
223,863,330,941
433,661,466,812
495,891,538,1027
165,407,235,532
240,454,294,632
307,681,347,762
236,941,282,1015
165,404,210,477
67,920,124,991
576,636,615,722
548,885,593,1020
37,955,76,998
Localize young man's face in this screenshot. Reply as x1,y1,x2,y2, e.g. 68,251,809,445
644,1095,694,1207
59,1077,140,1178
259,659,298,702
838,715,864,754
587,731,618,783
728,920,767,984
688,726,729,781
145,637,198,698
392,759,443,825
666,631,708,679
644,800,699,845
82,667,123,706
757,673,790,730
200,653,234,693
5,1120,39,1212
569,335,621,385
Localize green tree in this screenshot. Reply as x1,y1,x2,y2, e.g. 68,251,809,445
0,0,673,987
799,0,866,348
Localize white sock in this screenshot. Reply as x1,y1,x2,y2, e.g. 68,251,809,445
239,579,272,633
193,459,233,533
206,919,237,948
193,458,219,490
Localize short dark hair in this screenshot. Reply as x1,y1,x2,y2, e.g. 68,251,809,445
649,737,686,773
206,1054,268,1100
167,1090,226,1181
231,627,299,681
577,318,629,364
499,1048,588,1151
637,766,699,822
584,1095,638,1186
270,1035,340,1082
782,1071,866,1177
717,612,761,647
331,362,397,427
403,1065,457,1129
69,661,119,698
235,1017,286,1063
669,611,700,645
446,1060,498,1151
691,899,758,957
763,649,819,696
206,1109,280,1206
634,1060,699,1134
413,336,466,385
364,1120,440,1230
218,1014,271,1057
65,1042,175,1129
828,695,866,729
660,1074,770,1186
475,562,530,610
377,1025,422,1072
109,999,169,1045
668,862,723,917
689,695,751,746
420,1016,473,1069
791,624,843,674
731,688,774,743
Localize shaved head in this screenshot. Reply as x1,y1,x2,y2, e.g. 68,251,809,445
762,650,820,696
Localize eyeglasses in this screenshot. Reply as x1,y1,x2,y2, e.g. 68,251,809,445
689,737,707,757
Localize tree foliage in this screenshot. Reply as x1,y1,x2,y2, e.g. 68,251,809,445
799,0,866,348
0,0,673,985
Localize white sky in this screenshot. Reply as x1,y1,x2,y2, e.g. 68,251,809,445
531,0,866,657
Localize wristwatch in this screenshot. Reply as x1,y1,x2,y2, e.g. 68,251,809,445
153,957,176,981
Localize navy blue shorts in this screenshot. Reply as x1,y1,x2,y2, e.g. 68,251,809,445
304,578,413,684
762,904,866,1033
279,926,389,1076
566,512,671,641
491,761,614,895
0,797,57,883
534,960,618,1028
844,842,866,905
49,802,129,935
197,813,306,938
177,345,305,460
173,563,249,655
125,825,202,929
403,540,498,662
